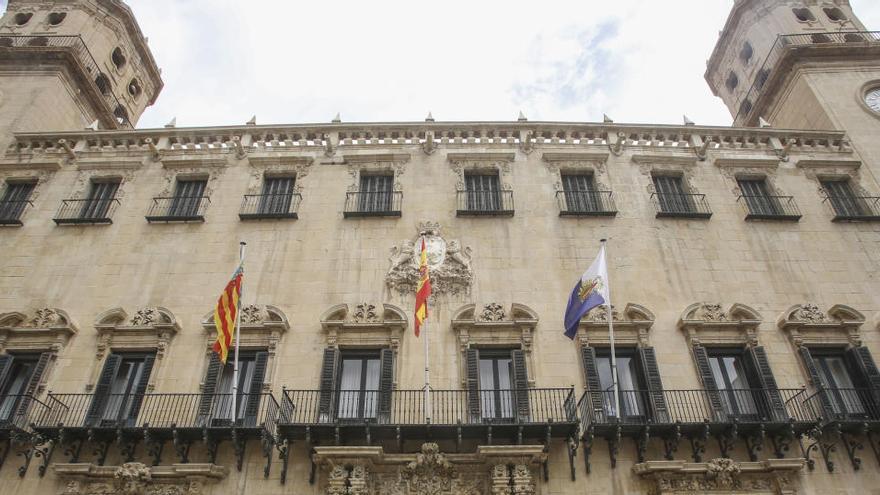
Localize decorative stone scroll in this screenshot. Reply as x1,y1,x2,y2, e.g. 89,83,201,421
678,302,762,346
0,307,77,353
386,221,473,297
452,303,538,386
311,442,544,495
321,303,407,351
54,462,227,495
575,303,655,347
777,303,865,347
633,457,804,495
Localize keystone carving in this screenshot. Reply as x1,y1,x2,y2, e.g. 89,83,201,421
479,303,506,322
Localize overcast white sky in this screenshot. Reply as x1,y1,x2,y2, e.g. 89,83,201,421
4,1,880,128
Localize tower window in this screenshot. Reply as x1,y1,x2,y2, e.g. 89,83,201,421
128,78,142,98
95,73,111,95
823,7,847,22
739,99,753,116
111,47,127,70
114,105,129,125
725,72,739,91
13,13,33,26
792,8,816,23
739,42,753,64
47,12,67,26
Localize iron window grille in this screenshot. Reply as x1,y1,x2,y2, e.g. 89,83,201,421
54,181,120,225
736,179,801,220
0,182,35,225
457,174,514,216
146,180,210,222
344,175,401,217
821,180,880,221
651,176,712,219
557,174,616,216
240,177,301,220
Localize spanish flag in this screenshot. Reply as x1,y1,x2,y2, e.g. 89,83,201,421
414,238,431,337
213,266,243,364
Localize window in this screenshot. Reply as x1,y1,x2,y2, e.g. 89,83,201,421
707,351,759,418
13,13,32,26
726,72,739,91
561,173,600,213
128,78,142,98
114,105,129,125
478,351,514,420
0,353,50,425
739,99,753,116
111,47,127,70
821,179,870,218
168,179,207,218
738,178,781,217
338,352,381,420
595,348,646,419
317,347,394,423
466,348,529,422
95,73,111,96
653,175,692,213
358,174,393,213
792,7,816,22
739,42,753,64
824,7,847,22
465,173,501,212
0,182,35,224
47,12,67,26
259,176,295,215
200,351,268,427
80,180,119,220
86,353,155,427
809,351,868,418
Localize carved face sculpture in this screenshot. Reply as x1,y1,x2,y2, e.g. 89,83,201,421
415,235,446,269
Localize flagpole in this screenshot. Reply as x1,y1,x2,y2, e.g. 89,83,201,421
602,238,621,419
421,235,432,424
231,241,246,424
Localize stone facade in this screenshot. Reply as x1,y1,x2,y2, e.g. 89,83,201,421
0,1,878,494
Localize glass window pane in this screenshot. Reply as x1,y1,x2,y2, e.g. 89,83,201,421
826,357,856,388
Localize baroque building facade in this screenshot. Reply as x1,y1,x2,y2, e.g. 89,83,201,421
0,0,877,494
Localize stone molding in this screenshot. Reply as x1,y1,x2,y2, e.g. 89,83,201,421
245,155,314,194
321,303,406,351
340,153,411,192
777,303,865,347
679,303,762,346
447,152,515,192
54,462,227,495
633,457,804,495
386,221,473,297
0,307,77,353
575,303,655,347
541,152,611,191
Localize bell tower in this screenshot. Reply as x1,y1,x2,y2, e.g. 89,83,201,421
0,0,162,141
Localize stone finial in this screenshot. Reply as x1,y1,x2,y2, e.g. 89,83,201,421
331,112,341,123
85,119,100,131
683,115,695,126
759,116,772,128
517,111,528,121
164,117,176,128
425,111,434,122
603,114,613,123
246,115,256,126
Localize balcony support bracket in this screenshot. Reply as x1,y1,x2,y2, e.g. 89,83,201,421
866,430,880,467
260,427,274,479
87,429,111,466
607,423,621,468
663,423,681,460
59,429,84,463
689,421,710,462
202,427,221,465
276,438,290,485
0,437,10,470
581,425,594,474
803,423,837,472
840,423,866,471
454,424,461,453
144,426,163,466
716,420,738,459
172,426,191,463
397,426,404,453
116,426,139,463
33,435,54,477
770,422,794,459
636,426,651,463
567,435,577,481
15,431,35,478
745,423,765,462
232,427,246,472
487,425,493,446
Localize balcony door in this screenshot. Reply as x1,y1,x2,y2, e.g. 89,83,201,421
198,351,268,427
478,352,514,421
0,353,50,425
358,175,393,213
168,179,207,217
812,354,866,418
337,353,381,421
595,349,645,420
465,173,501,212
79,180,119,219
85,353,155,427
738,178,780,216
258,176,294,215
707,352,759,419
562,174,599,213
653,175,692,213
0,182,35,222
821,179,865,217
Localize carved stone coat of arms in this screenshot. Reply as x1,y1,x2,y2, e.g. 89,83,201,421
386,222,473,296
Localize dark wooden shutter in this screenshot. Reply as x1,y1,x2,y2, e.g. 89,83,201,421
244,352,269,425
638,347,669,423
317,347,339,421
580,346,605,420
466,348,480,420
125,354,155,424
378,349,394,422
692,345,725,421
847,346,880,390
745,346,787,422
0,355,13,392
14,352,52,420
511,350,530,421
197,353,223,425
85,354,122,426
797,346,834,419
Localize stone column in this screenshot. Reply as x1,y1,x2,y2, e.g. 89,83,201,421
491,464,512,495
511,464,535,494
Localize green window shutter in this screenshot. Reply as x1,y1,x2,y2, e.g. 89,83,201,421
692,345,725,420
511,350,530,421
580,345,605,420
638,347,669,423
244,351,269,425
197,353,223,424
317,347,339,421
465,348,480,421
745,346,787,422
85,354,122,426
378,349,395,422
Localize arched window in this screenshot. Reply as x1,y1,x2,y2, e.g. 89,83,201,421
95,73,111,95
127,78,142,98
111,47,127,70
823,7,847,22
726,72,739,91
792,7,816,22
47,12,67,26
739,42,753,64
13,13,33,26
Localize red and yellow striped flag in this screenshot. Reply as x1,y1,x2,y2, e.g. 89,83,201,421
414,238,431,337
212,266,243,364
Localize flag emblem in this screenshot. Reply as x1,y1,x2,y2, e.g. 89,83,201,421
414,238,431,337
578,277,603,302
564,245,609,339
213,267,243,364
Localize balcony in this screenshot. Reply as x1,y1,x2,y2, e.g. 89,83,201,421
737,195,802,221
734,31,880,126
53,198,119,225
278,388,578,447
31,392,279,472
0,200,33,226
577,388,819,468
651,193,712,219
556,190,616,217
0,394,52,434
823,195,880,222
145,196,210,223
456,190,514,216
343,191,402,218
239,193,302,220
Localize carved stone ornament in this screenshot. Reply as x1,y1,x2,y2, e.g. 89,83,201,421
585,304,621,323
679,303,763,347
0,308,77,354
791,303,827,323
400,443,459,494
634,457,804,495
576,303,655,347
479,303,506,322
54,462,226,495
26,308,68,328
352,303,379,323
386,222,474,297
778,304,866,348
320,303,407,351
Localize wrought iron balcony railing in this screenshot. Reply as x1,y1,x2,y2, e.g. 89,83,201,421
145,196,210,222
0,394,54,432
651,193,712,219
456,190,514,216
734,31,880,125
556,190,617,216
53,198,119,225
0,200,33,225
0,35,133,128
823,194,880,221
737,194,801,221
239,193,302,220
803,387,880,423
343,191,402,217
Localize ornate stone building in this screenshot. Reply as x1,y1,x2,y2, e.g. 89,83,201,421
0,0,877,494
